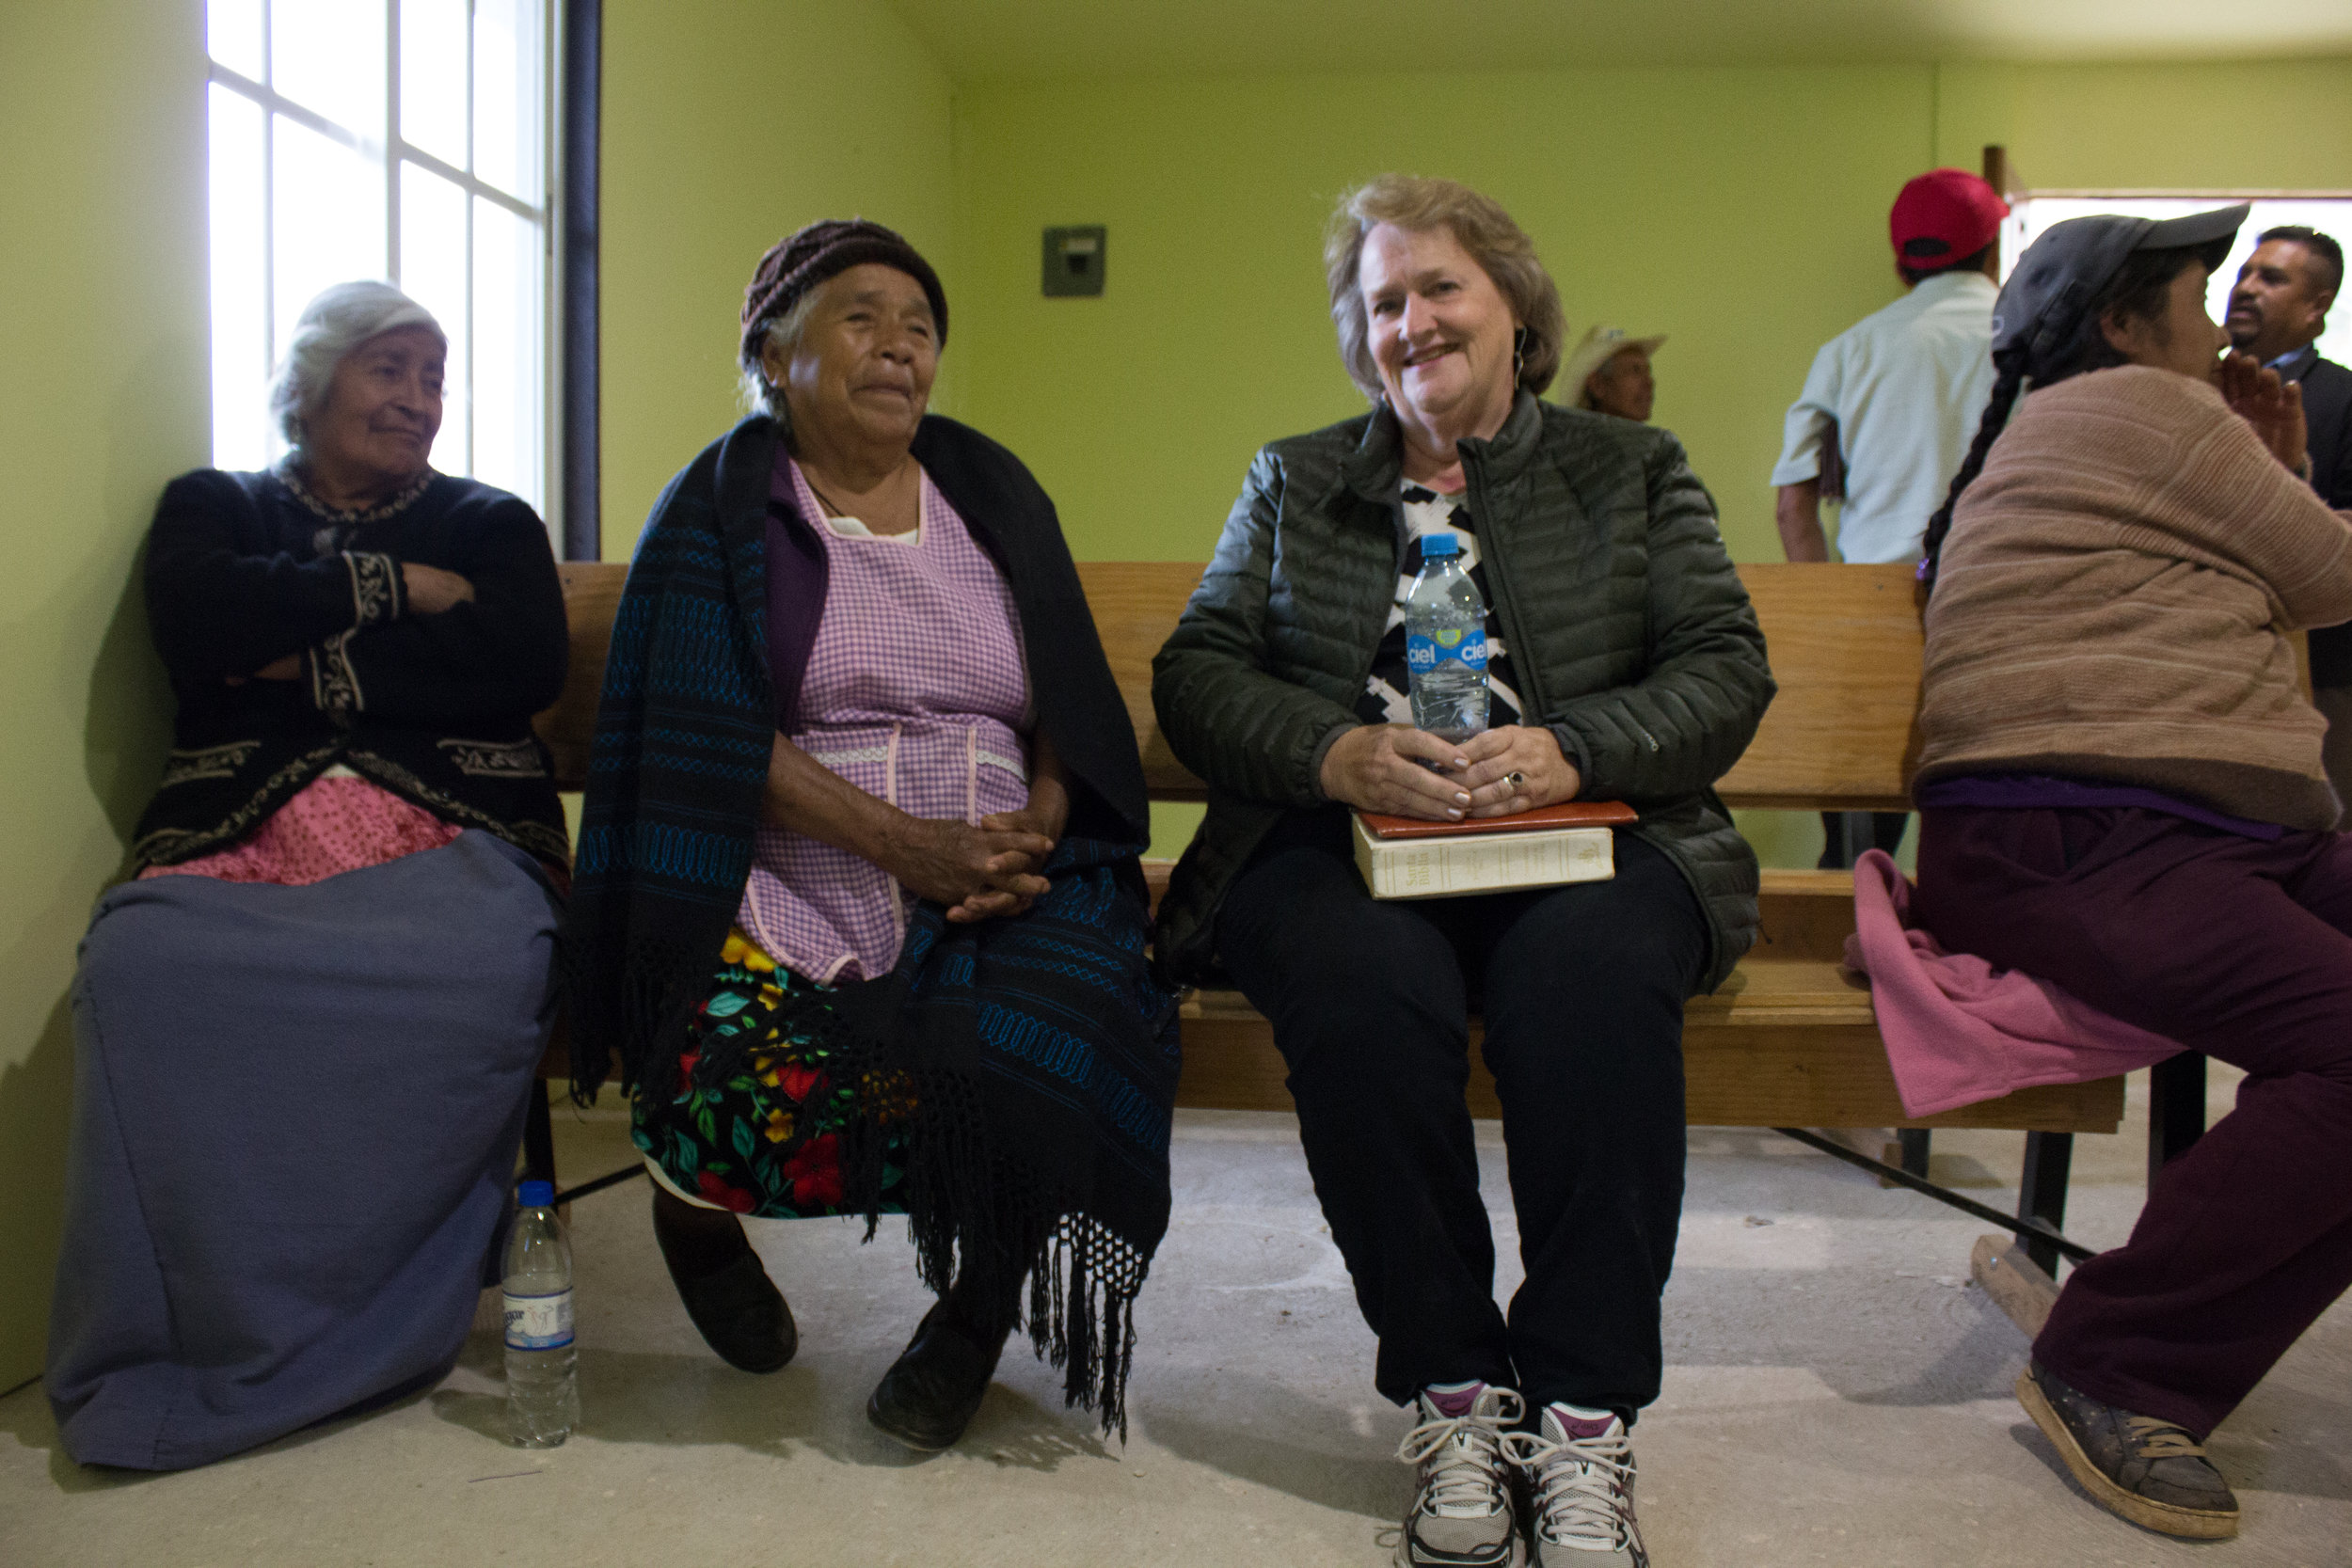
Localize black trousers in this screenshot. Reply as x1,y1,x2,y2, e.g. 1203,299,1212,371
1817,810,1909,869
1215,809,1708,1415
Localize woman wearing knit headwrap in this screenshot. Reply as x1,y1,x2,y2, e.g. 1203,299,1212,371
46,281,570,1470
561,219,1176,1448
1907,205,2352,1541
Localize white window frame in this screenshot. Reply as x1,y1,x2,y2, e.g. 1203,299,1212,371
206,0,559,528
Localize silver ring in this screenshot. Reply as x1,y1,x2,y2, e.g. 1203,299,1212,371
1505,770,1526,790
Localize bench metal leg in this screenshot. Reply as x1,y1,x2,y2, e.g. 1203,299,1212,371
2148,1051,2207,1187
522,1081,557,1187
1898,1127,1931,1179
2018,1131,2074,1279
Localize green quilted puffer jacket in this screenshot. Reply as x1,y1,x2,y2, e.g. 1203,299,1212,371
1152,391,1775,993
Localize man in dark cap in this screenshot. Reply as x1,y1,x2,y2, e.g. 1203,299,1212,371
2227,225,2352,817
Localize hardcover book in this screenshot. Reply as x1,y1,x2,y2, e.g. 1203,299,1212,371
1351,800,1638,900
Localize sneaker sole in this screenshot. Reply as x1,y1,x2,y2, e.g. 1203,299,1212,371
1391,1528,1526,1568
2015,1371,2238,1540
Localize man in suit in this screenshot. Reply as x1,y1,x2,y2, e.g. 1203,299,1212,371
2228,225,2352,816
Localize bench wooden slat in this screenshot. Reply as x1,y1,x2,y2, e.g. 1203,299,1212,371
539,562,628,793
538,556,2125,1141
1073,561,1209,800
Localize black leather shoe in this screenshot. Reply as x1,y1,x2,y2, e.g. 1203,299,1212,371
654,1196,796,1373
866,1301,1009,1450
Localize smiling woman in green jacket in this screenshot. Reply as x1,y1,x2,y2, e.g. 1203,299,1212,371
1152,175,1772,1568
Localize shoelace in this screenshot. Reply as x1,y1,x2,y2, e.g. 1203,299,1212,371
1502,1424,1637,1549
2122,1416,2207,1460
1395,1389,1524,1517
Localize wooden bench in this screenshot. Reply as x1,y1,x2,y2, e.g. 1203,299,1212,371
530,560,2137,1260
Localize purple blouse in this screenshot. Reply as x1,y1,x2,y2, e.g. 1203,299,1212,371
738,457,1033,981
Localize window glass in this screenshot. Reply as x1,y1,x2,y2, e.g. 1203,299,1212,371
400,164,472,471
207,0,264,82
271,0,385,135
208,85,270,471
399,0,469,171
207,0,551,515
271,116,387,356
473,0,544,202
472,198,543,502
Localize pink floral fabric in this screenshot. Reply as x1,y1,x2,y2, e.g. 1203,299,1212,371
139,770,462,887
738,460,1032,983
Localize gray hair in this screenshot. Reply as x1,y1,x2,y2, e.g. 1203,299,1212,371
268,281,447,448
1324,175,1566,403
738,289,825,440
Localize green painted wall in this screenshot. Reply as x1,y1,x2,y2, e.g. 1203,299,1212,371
0,0,206,1387
1938,59,2352,189
946,56,2352,861
3,0,2344,1385
598,0,957,560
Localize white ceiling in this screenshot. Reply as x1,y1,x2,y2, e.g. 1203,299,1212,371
884,0,2352,81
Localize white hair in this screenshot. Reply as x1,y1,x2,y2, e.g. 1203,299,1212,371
268,281,447,449
737,289,824,435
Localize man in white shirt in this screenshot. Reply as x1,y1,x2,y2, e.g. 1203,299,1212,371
1773,166,2009,867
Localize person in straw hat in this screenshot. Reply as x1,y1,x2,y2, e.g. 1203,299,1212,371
1559,325,1664,422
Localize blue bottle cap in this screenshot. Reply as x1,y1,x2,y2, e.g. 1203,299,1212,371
1421,534,1459,558
517,1180,556,1208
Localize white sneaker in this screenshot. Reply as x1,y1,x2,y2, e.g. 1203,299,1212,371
1394,1382,1527,1568
1503,1404,1648,1566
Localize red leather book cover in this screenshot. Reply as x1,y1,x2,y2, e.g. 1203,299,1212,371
1356,800,1638,840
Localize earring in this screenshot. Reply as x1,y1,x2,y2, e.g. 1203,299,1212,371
1511,326,1529,385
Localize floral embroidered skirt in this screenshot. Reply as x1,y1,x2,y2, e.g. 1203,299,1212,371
632,929,909,1219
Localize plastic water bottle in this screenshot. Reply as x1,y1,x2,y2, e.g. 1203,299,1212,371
1404,534,1490,742
502,1180,579,1447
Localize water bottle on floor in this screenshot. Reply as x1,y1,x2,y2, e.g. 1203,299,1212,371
503,1180,579,1447
1404,534,1490,742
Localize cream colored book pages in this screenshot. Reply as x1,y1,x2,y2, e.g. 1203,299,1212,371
1352,816,1617,900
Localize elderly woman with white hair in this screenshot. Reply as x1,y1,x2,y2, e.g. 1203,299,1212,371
45,281,569,1470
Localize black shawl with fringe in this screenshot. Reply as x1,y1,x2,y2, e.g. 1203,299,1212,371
561,414,1178,1433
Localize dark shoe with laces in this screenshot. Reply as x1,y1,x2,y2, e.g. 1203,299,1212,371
866,1299,1012,1451
653,1194,796,1373
2017,1362,2238,1539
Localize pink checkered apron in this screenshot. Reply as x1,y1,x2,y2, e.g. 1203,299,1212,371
737,459,1033,982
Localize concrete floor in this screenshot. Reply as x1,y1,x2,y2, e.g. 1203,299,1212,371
4,1069,2347,1567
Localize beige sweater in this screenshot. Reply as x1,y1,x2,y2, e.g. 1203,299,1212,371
1916,365,2352,830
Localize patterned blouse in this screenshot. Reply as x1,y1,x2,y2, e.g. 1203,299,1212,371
737,458,1033,983
1355,483,1526,730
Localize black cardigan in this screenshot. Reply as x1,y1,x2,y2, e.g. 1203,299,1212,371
133,467,571,867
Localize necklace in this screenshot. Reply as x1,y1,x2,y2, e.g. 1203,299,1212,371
803,460,917,531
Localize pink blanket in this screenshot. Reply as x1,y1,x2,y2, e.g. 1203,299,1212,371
1844,849,2183,1117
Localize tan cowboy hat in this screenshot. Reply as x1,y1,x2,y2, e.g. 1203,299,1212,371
1559,325,1666,404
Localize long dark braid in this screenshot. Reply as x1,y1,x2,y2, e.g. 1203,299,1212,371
1917,241,2209,594
1916,347,2028,592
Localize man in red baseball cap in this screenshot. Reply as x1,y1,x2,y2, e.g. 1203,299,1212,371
1772,166,2010,877
1889,166,2012,283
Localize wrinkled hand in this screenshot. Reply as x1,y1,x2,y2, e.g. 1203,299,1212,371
225,652,303,686
884,816,1057,925
402,562,476,615
1454,725,1582,817
1318,724,1476,820
2218,352,2310,474
948,782,1073,922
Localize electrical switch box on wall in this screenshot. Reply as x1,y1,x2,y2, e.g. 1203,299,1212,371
1042,226,1106,296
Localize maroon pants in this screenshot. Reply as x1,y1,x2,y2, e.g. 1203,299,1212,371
1914,807,2352,1438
